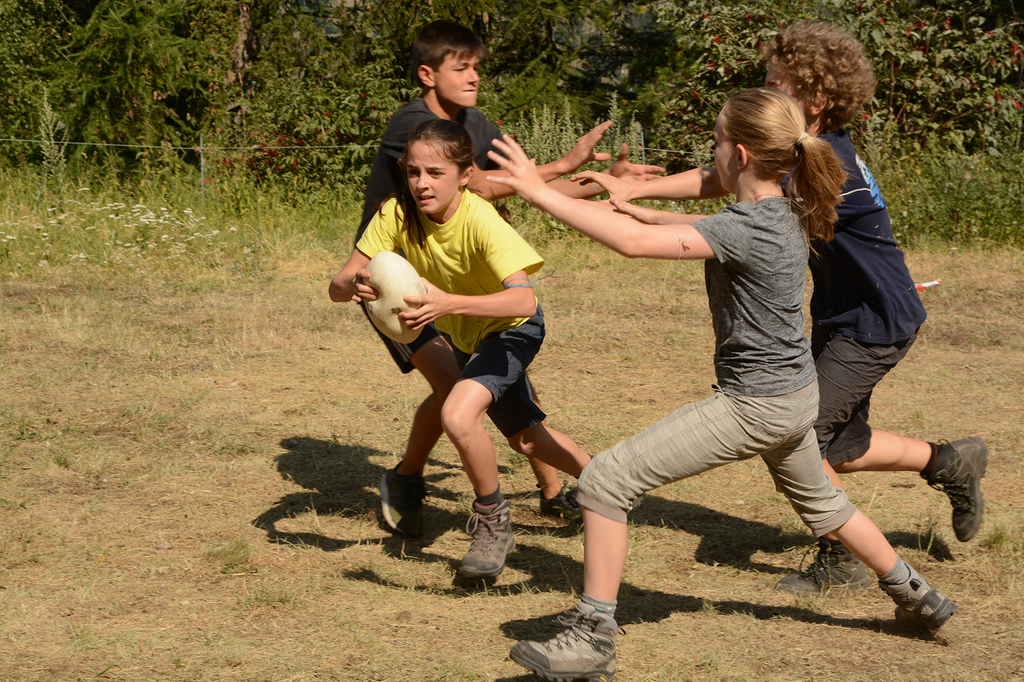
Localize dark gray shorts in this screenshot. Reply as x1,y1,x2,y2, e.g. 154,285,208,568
447,306,547,438
812,323,917,466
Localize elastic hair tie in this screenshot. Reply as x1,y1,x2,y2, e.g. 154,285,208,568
505,270,557,288
797,132,809,144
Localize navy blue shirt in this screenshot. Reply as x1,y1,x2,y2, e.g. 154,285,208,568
809,130,926,344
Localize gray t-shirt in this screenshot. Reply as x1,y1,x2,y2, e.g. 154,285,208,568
692,198,816,397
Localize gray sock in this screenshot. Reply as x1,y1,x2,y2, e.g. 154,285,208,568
475,487,503,509
578,594,617,617
879,558,911,585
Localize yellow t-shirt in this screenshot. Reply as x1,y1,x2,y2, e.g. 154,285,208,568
356,191,544,354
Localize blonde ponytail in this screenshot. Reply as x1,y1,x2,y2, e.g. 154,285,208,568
722,88,845,243
789,132,846,242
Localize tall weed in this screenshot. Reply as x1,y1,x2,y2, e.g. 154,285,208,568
879,145,1024,246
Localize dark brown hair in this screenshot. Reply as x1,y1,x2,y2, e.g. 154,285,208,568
411,21,485,88
396,119,476,246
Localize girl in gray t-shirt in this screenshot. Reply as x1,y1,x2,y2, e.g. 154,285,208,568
488,87,958,681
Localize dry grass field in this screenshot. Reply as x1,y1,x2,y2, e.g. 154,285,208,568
2,222,1023,681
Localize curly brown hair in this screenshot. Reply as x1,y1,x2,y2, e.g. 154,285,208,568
762,22,876,133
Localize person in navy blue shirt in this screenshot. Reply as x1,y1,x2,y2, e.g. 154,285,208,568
572,21,989,594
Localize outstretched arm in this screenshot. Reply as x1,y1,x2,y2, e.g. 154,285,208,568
486,134,715,262
556,143,668,199
574,165,729,203
470,121,615,200
607,199,708,226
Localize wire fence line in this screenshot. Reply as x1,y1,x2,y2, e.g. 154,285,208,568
3,135,699,211
1,137,694,156
0,137,378,152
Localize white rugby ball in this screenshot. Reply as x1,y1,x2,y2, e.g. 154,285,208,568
364,251,427,344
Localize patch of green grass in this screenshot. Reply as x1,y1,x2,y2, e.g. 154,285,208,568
205,537,255,575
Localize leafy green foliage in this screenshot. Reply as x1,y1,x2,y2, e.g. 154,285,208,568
0,0,72,160
208,4,416,194
648,0,1023,168
0,0,1021,243
882,143,1024,246
845,0,1022,157
59,0,216,169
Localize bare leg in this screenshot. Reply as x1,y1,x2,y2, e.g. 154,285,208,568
525,374,566,499
508,422,590,479
832,428,932,475
441,378,500,495
397,336,460,476
824,508,899,575
582,507,628,601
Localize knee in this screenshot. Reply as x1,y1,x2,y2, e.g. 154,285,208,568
431,381,454,404
440,400,467,441
506,432,533,457
440,397,484,446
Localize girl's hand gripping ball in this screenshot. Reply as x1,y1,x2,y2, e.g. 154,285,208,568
364,251,427,344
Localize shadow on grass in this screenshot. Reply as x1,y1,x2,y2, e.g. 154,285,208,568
252,437,953,585
494,601,940,682
496,570,944,653
630,495,954,570
251,435,466,549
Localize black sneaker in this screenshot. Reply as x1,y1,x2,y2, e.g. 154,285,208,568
379,466,425,536
775,538,872,594
539,484,582,520
457,499,515,580
879,562,958,631
510,607,617,682
924,437,988,542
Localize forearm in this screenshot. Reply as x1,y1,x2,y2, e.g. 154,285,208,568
445,285,537,319
529,188,692,259
619,166,727,202
472,164,583,201
329,249,370,301
547,177,599,198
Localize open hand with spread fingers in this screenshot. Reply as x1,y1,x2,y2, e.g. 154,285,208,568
486,134,555,206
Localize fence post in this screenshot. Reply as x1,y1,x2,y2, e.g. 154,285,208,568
199,136,205,212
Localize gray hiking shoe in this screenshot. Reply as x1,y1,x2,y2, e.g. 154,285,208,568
924,437,988,542
540,484,582,520
879,562,957,630
510,607,617,682
776,539,872,594
379,467,425,536
457,499,515,580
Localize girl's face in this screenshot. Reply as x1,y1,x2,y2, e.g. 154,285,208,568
713,110,739,194
406,141,472,224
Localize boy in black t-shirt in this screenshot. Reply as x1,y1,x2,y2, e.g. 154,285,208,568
357,20,664,536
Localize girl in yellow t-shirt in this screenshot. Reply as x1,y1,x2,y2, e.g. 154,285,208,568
329,119,590,580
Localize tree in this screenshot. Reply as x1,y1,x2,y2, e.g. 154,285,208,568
59,0,218,168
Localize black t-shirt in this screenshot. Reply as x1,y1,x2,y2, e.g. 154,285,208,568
809,129,927,344
356,98,502,242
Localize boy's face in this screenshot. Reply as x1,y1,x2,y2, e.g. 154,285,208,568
765,64,808,115
420,52,480,111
